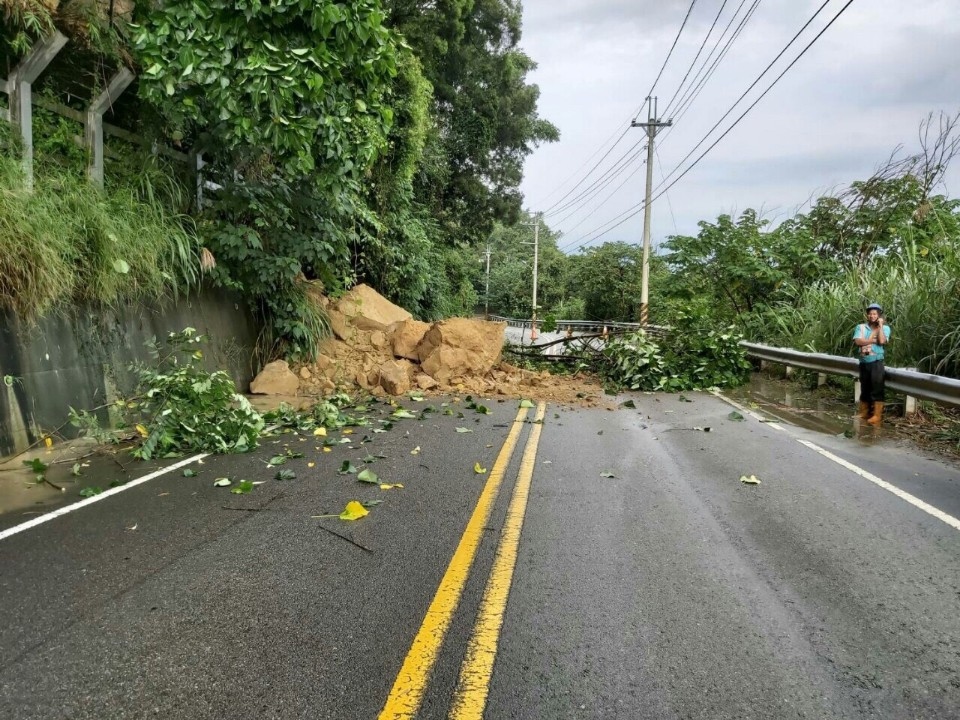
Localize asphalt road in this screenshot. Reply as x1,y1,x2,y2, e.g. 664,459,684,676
1,390,959,719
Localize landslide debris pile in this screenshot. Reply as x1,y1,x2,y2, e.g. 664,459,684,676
249,284,607,406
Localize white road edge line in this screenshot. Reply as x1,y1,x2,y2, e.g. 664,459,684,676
0,453,209,542
712,391,960,532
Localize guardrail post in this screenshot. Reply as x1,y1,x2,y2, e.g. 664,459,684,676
817,373,827,387
904,368,918,416
854,380,861,404
785,366,795,378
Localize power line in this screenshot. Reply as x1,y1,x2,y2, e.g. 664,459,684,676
532,0,699,222
540,126,633,214
663,0,761,127
651,0,858,206
545,139,645,218
529,116,639,209
563,0,857,251
556,156,647,243
660,0,731,118
667,0,764,128
658,0,835,190
646,0,700,99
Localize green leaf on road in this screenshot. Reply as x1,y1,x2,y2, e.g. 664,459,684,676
739,474,761,485
182,468,197,477
727,411,745,421
72,463,83,477
678,395,693,403
600,471,616,478
357,468,379,484
519,399,535,408
363,454,378,463
268,455,288,466
455,427,473,433
275,469,297,481
79,486,103,497
231,480,255,494
392,409,417,419
339,461,358,475
213,478,232,487
619,400,636,409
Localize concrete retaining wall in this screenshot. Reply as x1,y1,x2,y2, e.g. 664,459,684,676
0,291,259,459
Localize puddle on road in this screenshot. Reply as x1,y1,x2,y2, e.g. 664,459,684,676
724,374,890,447
0,466,72,517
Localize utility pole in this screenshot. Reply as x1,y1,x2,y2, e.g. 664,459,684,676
521,212,542,340
631,96,672,326
483,245,492,319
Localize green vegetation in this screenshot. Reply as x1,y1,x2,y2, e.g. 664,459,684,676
483,114,960,382
599,326,751,392
3,0,556,358
0,131,198,319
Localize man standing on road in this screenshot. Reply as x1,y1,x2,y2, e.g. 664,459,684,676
853,302,892,426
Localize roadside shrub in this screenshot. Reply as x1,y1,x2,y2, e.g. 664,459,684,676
600,331,666,391
599,326,751,392
129,329,265,459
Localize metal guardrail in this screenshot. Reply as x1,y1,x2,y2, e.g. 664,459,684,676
491,316,670,335
741,342,960,408
491,316,644,331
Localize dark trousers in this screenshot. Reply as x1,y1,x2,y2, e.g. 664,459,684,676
859,360,885,403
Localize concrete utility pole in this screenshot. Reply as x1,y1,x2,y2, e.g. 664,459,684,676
521,212,542,340
632,96,672,326
483,245,492,319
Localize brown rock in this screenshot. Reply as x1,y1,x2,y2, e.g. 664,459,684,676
250,361,300,396
370,330,388,349
416,318,505,383
336,284,412,332
327,308,353,342
377,360,412,395
416,374,439,390
391,319,432,361
299,367,312,380
314,354,332,371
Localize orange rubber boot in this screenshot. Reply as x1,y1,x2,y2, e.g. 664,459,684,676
857,401,871,420
866,401,884,426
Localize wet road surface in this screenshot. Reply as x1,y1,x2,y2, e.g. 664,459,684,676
2,390,959,719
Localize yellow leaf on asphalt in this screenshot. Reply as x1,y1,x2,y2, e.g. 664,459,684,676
44,437,53,448
340,501,369,521
739,474,761,485
323,447,332,453
307,462,315,468
135,424,149,438
343,429,353,435
313,427,327,436
474,462,487,475
380,483,404,490
411,446,421,455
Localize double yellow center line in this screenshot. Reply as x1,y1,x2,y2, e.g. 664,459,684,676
378,402,547,720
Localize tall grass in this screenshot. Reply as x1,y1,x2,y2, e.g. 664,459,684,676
0,140,199,318
762,254,960,377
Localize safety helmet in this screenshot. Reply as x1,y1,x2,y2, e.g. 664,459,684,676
866,302,883,313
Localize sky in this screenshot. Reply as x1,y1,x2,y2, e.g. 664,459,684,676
517,0,960,254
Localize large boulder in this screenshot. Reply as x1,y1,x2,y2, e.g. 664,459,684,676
250,360,300,395
391,319,431,361
336,284,411,332
375,359,413,395
416,319,505,383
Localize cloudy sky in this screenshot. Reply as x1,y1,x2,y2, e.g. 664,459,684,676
517,0,959,253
